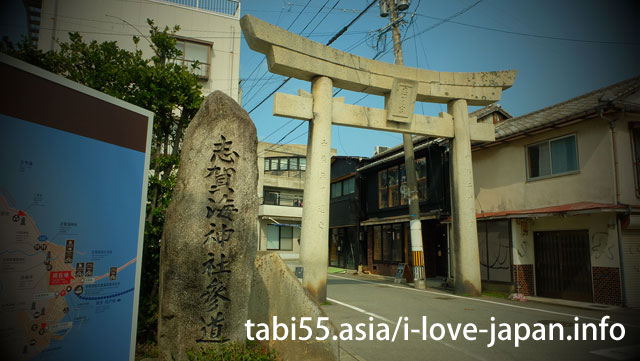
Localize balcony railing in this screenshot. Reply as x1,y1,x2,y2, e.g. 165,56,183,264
158,0,240,18
261,192,303,207
264,169,305,179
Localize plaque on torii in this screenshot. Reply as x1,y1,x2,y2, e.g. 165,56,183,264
241,14,516,300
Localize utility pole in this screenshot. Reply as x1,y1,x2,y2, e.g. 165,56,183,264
380,0,426,289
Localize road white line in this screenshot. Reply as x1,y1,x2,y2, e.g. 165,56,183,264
326,296,487,361
328,274,640,328
327,297,392,323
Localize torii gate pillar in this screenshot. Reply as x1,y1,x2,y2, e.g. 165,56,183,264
448,99,482,296
299,76,333,302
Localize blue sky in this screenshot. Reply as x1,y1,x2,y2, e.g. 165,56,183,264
240,0,639,157
3,0,639,157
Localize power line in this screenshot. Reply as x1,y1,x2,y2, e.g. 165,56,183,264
242,0,314,108
256,1,376,153
413,13,640,46
257,3,339,143
297,0,333,35
394,0,484,48
260,119,295,142
249,0,344,114
307,0,342,38
326,0,377,46
240,3,287,91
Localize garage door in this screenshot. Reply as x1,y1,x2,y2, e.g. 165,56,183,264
622,230,640,308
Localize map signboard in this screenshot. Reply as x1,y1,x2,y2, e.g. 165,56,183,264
0,54,153,361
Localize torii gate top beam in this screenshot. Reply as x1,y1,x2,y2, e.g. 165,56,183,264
241,15,517,106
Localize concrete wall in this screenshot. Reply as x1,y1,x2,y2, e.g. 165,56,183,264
473,116,616,212
248,252,339,361
510,214,623,304
510,214,620,268
38,0,241,100
257,219,301,259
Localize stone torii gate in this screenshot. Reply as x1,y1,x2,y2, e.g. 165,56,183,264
241,15,516,301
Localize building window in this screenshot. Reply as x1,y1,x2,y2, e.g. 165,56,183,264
343,177,355,195
416,158,427,200
526,134,578,180
173,38,212,79
266,225,294,251
378,169,388,208
264,156,306,172
263,190,280,205
388,166,399,207
331,177,355,198
372,224,403,263
331,182,342,198
632,126,640,196
263,190,302,207
378,158,427,209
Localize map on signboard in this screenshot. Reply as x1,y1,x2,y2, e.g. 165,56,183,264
0,114,145,361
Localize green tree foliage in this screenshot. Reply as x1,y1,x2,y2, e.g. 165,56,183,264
187,342,279,361
1,20,204,345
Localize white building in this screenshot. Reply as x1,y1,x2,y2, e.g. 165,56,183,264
256,142,336,260
34,0,241,100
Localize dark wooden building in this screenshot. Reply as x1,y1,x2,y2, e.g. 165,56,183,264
357,139,450,280
328,156,369,269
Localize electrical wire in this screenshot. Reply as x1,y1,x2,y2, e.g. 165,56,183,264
257,1,377,153
413,13,640,46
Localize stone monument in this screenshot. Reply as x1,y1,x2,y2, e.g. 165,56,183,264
157,91,258,360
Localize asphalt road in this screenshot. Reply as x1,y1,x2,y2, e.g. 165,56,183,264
322,274,640,361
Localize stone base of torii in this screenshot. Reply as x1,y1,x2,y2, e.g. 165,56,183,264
241,15,517,301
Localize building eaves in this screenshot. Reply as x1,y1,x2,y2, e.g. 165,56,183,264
357,138,443,172
441,201,636,223
470,103,513,120
492,76,640,141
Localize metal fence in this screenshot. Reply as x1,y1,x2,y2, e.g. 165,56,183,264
159,0,240,18
262,192,303,207
264,169,305,179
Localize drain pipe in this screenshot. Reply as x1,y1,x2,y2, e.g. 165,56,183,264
600,109,620,204
600,108,627,306
616,215,628,306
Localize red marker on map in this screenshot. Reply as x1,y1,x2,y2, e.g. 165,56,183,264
49,271,72,285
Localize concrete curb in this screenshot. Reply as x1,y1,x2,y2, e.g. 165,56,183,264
336,272,622,312
522,295,623,312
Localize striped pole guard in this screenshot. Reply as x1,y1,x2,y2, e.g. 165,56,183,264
412,250,424,266
412,250,425,280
